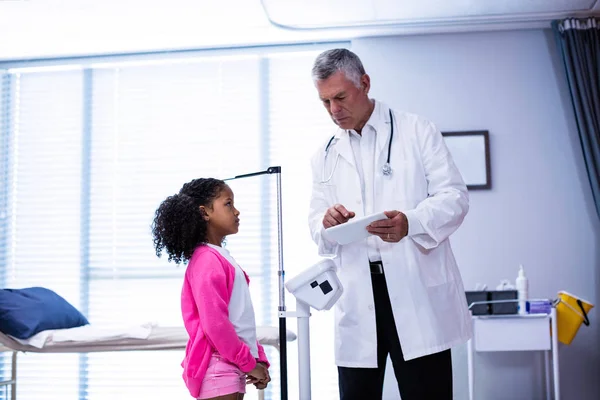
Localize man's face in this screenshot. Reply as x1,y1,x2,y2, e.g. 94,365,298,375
315,70,371,131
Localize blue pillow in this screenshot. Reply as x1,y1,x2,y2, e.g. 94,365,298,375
0,287,89,339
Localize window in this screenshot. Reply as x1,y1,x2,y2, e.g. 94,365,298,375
267,51,340,399
1,69,86,400
0,44,346,400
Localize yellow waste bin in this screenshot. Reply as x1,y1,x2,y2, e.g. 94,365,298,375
556,291,594,345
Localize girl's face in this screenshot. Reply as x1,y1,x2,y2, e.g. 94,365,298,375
203,185,240,238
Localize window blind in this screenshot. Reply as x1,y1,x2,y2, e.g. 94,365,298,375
0,43,349,400
0,72,10,289
2,69,85,400
267,51,341,400
0,71,12,400
84,56,266,400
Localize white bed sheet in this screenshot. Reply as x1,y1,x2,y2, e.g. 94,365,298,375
0,325,296,353
9,323,155,349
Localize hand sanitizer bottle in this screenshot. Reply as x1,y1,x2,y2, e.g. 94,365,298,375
516,264,528,315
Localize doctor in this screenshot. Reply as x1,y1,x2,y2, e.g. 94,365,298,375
308,48,472,400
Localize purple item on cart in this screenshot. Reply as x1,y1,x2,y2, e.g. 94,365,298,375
529,300,552,314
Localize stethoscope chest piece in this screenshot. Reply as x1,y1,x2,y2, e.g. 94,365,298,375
382,163,393,177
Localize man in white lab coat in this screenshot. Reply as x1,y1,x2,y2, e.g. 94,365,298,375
308,48,472,399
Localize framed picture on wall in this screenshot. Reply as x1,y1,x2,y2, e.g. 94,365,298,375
441,130,491,190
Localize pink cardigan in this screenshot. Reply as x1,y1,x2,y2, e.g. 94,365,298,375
181,245,270,398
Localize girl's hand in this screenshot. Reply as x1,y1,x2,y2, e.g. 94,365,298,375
246,362,270,389
254,380,269,390
247,363,268,382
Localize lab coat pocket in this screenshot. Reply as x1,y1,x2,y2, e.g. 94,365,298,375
336,298,360,329
416,246,453,287
426,282,462,338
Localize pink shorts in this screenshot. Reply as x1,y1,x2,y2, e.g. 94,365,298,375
197,353,246,399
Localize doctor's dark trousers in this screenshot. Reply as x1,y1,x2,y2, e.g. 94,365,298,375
337,261,453,400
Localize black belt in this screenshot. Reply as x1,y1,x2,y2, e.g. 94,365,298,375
369,261,384,275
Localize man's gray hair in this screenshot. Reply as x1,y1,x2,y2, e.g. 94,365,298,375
312,48,366,88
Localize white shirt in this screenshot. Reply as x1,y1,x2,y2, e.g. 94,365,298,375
207,243,259,358
347,100,385,262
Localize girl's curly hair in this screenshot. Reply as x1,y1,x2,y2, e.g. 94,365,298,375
152,178,226,264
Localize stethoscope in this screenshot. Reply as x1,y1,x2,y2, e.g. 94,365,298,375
320,109,394,184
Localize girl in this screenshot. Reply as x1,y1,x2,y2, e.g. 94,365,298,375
152,178,270,400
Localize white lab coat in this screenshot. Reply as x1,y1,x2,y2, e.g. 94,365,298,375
308,103,472,366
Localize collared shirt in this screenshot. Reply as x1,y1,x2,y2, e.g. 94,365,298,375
347,100,384,262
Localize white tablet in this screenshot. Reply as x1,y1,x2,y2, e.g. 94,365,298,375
323,212,388,245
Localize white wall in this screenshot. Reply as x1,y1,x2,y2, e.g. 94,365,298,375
352,29,600,400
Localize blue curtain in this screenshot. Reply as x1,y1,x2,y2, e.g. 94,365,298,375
552,18,600,219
